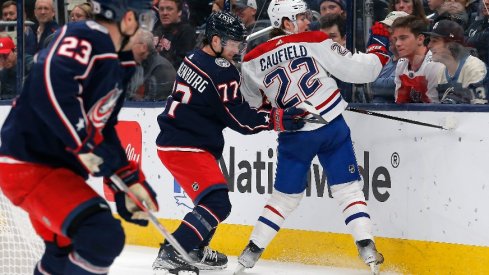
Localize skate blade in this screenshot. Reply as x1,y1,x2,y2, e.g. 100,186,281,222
233,263,246,275
369,262,380,275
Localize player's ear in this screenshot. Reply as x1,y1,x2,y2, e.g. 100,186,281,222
121,10,138,37
282,19,294,32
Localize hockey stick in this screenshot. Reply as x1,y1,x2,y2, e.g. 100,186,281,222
246,26,274,42
109,175,195,264
301,101,329,124
346,107,450,130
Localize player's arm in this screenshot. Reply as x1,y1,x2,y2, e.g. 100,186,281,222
211,75,304,133
312,32,386,84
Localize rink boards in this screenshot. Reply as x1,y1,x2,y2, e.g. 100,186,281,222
1,103,489,274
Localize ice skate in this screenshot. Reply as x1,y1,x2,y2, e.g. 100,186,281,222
356,239,384,275
188,246,228,270
152,244,199,275
234,241,264,275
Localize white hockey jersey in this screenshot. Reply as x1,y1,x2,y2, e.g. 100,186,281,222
394,51,445,103
240,31,383,131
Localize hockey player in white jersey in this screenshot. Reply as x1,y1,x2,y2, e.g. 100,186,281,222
235,0,389,274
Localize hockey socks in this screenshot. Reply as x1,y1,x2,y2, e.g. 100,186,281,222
250,190,304,249
331,181,373,241
172,189,231,252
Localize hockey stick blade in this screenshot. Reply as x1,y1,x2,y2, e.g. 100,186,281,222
109,175,195,264
347,107,449,130
301,101,329,124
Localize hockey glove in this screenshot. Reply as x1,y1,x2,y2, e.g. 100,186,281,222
366,22,390,66
270,107,306,132
105,161,159,226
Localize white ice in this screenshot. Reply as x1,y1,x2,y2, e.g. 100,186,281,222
110,245,399,275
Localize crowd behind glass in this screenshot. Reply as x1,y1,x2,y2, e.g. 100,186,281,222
0,0,488,105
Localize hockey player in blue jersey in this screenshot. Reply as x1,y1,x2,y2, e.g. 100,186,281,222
0,1,158,274
235,0,389,274
152,11,306,272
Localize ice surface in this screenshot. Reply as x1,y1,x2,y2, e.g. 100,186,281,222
110,245,399,275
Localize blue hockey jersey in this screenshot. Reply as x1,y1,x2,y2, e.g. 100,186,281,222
156,49,272,159
0,21,136,178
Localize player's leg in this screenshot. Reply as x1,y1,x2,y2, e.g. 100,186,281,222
317,115,383,270
237,131,317,272
30,218,72,275
154,150,230,271
0,163,125,275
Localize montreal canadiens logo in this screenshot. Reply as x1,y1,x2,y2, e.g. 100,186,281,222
88,84,123,128
215,58,230,68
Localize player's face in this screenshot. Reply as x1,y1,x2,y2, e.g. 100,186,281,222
294,13,311,33
395,0,414,15
158,0,182,26
427,36,450,62
320,1,344,16
320,25,345,46
2,5,16,21
391,27,423,58
221,39,245,61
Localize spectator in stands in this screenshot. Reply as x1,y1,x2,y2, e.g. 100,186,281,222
153,0,196,70
128,29,176,101
234,0,269,53
426,0,446,22
2,0,16,22
0,36,33,99
424,20,487,103
34,0,58,50
389,0,429,23
69,2,93,22
320,13,346,46
1,1,37,55
319,0,346,17
436,1,468,27
371,11,410,103
391,15,445,103
465,0,489,64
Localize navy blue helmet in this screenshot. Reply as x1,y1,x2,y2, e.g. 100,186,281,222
205,11,247,42
90,0,129,21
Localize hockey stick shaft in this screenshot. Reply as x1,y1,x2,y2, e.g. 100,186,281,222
346,107,447,130
246,26,273,42
109,175,194,263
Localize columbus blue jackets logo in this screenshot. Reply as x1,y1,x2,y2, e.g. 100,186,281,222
173,179,193,210
88,84,122,128
215,58,230,68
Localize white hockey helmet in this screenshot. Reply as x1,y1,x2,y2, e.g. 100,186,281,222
268,0,309,28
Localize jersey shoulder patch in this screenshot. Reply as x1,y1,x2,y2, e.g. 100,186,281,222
215,58,230,68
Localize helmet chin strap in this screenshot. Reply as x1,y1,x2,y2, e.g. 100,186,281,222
210,37,224,58
118,21,139,53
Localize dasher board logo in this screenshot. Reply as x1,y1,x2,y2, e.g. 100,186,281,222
103,121,143,202
174,179,193,210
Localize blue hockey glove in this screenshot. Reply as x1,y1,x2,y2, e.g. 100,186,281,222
270,107,306,132
105,161,159,226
